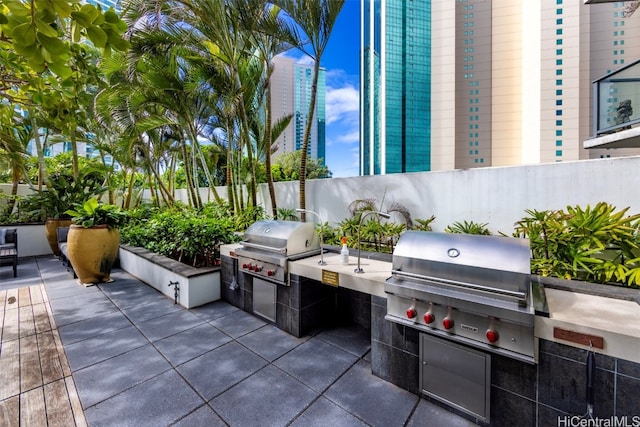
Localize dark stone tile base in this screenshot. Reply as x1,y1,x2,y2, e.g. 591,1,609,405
370,294,640,427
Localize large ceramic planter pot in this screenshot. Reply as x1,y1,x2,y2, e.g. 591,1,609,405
45,218,73,256
67,224,120,285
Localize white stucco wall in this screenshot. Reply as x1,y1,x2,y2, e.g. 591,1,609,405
253,156,640,234
6,156,640,250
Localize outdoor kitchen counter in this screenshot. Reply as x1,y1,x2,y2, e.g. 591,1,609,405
288,252,390,298
535,288,640,363
221,244,640,364
291,252,640,364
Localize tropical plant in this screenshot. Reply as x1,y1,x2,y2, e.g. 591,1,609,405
413,216,436,231
22,170,106,220
65,199,128,229
445,220,491,235
120,205,241,267
514,203,640,287
272,0,345,220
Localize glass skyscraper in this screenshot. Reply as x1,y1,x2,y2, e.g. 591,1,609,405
361,0,431,175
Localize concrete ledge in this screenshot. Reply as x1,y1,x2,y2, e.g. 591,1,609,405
118,245,220,309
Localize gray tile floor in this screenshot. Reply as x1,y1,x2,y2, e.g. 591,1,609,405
1,256,477,426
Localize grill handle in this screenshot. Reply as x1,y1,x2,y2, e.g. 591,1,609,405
240,241,287,254
391,269,528,305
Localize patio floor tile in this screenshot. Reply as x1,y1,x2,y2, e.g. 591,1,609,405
289,396,368,427
154,323,232,366
209,308,266,338
135,309,204,342
324,359,419,427
57,310,133,345
273,337,359,392
83,369,203,427
315,324,371,358
210,365,318,427
177,341,267,401
407,398,478,427
190,300,239,322
237,324,308,362
64,325,148,371
48,293,119,327
172,404,227,427
119,296,183,323
73,344,172,409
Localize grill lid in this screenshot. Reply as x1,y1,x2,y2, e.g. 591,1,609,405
391,231,531,300
240,220,319,257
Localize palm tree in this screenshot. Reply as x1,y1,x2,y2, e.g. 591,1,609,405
235,0,294,217
0,105,32,215
270,0,345,220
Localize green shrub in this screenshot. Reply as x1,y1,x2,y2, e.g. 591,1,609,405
514,202,640,288
121,205,241,267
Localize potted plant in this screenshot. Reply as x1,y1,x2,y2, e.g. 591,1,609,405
65,199,128,285
24,173,106,256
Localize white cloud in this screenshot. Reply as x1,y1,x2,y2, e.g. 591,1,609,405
325,85,359,125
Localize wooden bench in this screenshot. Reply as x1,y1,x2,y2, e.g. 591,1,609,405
0,228,18,277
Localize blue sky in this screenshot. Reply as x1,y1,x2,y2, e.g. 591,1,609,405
279,0,361,178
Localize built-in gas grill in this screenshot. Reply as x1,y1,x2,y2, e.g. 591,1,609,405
385,231,538,422
236,220,320,286
385,231,537,363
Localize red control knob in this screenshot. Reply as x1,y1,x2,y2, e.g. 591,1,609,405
406,308,417,319
242,263,249,269
267,270,275,277
423,312,435,324
442,317,454,330
486,330,499,343
254,266,263,272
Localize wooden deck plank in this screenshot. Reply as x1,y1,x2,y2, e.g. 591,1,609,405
19,305,35,338
0,340,20,401
52,328,72,377
29,285,44,305
65,376,87,427
33,303,51,335
17,287,31,307
2,308,18,343
19,387,46,427
38,331,64,384
19,334,42,393
0,395,19,427
0,289,6,311
5,289,18,308
44,379,76,427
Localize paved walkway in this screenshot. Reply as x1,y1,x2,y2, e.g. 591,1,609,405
0,256,476,426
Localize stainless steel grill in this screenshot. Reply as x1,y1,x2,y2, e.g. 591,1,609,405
236,220,320,286
385,231,537,363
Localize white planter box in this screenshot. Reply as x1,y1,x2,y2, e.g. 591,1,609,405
118,245,220,309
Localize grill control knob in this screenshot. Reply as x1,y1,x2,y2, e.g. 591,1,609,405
406,308,417,319
486,330,499,343
242,263,249,269
442,317,454,330
254,266,263,272
267,270,275,277
423,313,435,324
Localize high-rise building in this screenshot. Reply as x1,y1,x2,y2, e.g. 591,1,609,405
271,55,326,163
360,0,640,175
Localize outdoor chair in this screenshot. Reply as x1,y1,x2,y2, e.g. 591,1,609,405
57,227,76,278
0,228,18,277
